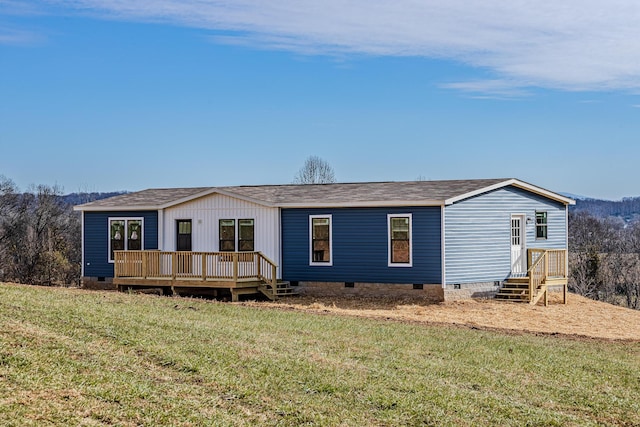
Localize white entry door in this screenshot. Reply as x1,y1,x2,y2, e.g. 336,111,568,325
510,215,526,276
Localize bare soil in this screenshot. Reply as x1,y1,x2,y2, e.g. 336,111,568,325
241,292,640,341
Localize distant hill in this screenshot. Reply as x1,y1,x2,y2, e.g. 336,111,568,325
571,196,640,223
62,191,128,206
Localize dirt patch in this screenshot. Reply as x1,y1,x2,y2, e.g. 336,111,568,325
240,292,640,342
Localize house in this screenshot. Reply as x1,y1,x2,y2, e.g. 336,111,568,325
74,178,575,303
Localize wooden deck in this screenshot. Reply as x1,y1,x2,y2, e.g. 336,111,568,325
496,249,568,305
113,250,296,301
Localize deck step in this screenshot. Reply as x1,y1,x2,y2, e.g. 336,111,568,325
259,280,300,300
495,278,531,302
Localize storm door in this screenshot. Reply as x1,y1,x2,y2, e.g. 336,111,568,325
176,220,193,275
510,215,526,276
176,220,192,251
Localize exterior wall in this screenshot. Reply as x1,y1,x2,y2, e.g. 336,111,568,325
83,210,158,278
295,281,444,302
281,207,442,284
444,186,567,285
161,193,281,274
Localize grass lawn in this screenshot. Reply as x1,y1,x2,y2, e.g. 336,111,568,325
1,283,639,426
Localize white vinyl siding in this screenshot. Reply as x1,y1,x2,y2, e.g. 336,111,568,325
162,193,281,275
444,187,567,285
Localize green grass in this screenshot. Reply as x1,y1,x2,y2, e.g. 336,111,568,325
0,283,639,426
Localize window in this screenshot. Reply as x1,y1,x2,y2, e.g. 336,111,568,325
109,218,143,262
219,219,236,251
218,219,256,252
176,220,192,251
310,215,332,265
536,211,548,239
238,219,255,251
388,214,412,267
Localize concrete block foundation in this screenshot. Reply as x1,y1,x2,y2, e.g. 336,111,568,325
294,281,445,303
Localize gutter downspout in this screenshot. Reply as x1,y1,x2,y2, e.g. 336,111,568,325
441,204,446,288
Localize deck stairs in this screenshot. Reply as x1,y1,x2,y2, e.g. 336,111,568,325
258,280,299,301
495,249,568,306
495,277,537,302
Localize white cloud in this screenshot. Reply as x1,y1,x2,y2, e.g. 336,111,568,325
10,1,640,94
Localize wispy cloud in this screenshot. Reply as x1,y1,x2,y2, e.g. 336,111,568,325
0,26,43,46
440,80,532,99
7,1,640,94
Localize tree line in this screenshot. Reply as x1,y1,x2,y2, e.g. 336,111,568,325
0,176,124,286
0,176,80,285
569,211,640,309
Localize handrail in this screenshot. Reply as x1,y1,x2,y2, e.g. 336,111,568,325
525,249,567,304
114,251,278,286
528,250,547,303
256,252,278,288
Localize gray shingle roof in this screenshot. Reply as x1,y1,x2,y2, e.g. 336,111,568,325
217,179,508,205
74,178,573,211
75,187,212,209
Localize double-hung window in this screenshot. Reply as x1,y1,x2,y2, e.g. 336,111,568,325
109,218,143,262
219,219,255,252
219,219,236,251
238,219,255,251
310,215,332,265
536,211,548,239
388,214,412,267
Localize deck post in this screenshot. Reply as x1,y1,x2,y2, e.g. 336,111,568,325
271,264,277,286
202,253,207,281
544,287,548,306
257,253,262,280
172,253,177,279
233,253,238,282
544,252,549,279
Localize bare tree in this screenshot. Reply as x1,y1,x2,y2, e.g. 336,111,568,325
569,211,640,309
293,156,336,184
0,180,80,285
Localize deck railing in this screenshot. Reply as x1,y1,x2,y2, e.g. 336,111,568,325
526,249,567,304
114,250,277,285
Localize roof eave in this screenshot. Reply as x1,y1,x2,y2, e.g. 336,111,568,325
73,187,276,211
444,179,576,205
73,205,161,212
279,200,445,208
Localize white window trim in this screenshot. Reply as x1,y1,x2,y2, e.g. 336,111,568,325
309,214,333,266
535,211,548,240
388,213,413,267
108,217,144,263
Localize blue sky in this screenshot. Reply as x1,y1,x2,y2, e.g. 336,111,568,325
2,1,640,200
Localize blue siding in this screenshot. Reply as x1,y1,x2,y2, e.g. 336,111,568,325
282,207,442,284
444,187,567,285
84,211,158,277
